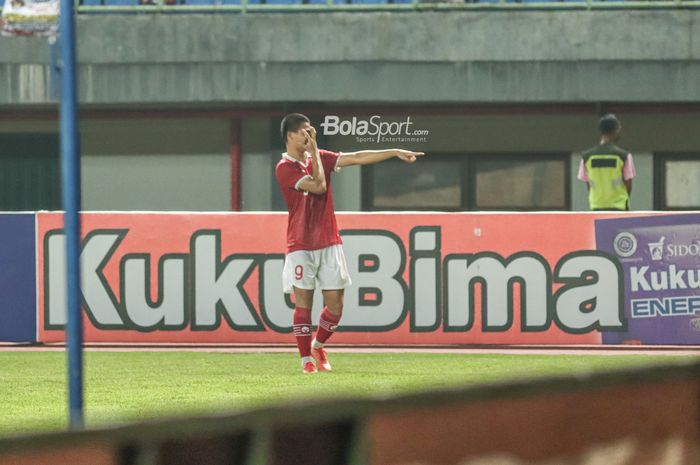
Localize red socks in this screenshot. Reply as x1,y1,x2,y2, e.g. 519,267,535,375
294,307,342,358
315,307,341,345
293,307,312,357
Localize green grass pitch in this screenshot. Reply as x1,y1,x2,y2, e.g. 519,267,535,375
0,351,696,436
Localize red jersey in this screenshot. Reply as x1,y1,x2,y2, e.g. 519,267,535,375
275,149,342,253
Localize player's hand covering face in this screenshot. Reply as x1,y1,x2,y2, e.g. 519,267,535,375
288,122,316,152
396,150,425,163
303,126,317,151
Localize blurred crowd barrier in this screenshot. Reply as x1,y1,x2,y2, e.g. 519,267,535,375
0,361,697,465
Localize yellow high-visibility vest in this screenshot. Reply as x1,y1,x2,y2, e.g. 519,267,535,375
581,144,629,211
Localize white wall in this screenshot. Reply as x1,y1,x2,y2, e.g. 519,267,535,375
81,153,230,211
240,118,275,212
80,118,231,211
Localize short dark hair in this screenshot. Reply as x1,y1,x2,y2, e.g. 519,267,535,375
280,113,310,144
598,114,620,135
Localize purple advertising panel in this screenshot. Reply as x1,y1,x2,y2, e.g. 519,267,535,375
0,213,36,342
596,214,700,345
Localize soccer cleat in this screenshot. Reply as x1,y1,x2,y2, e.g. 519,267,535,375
302,361,317,374
311,346,332,372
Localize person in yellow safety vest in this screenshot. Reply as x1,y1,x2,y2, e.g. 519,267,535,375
577,114,636,211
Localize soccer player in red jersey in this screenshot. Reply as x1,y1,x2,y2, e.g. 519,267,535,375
275,113,424,373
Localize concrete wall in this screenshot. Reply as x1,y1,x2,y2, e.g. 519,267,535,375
1,10,700,105
1,8,698,211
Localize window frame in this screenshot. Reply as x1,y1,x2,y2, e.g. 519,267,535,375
468,153,571,211
362,152,571,211
654,152,700,210
362,153,468,211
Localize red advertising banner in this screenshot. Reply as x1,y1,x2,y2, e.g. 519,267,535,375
38,212,634,345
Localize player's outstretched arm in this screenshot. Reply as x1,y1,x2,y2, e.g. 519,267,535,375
336,149,425,168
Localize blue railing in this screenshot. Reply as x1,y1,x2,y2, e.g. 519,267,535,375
70,0,700,12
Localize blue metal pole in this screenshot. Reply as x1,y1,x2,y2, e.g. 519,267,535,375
59,0,84,429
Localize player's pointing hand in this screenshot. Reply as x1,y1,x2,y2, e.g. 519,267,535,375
396,150,425,163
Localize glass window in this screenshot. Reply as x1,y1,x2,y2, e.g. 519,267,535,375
473,157,567,210
367,157,462,210
364,153,569,211
658,155,700,209
0,134,61,211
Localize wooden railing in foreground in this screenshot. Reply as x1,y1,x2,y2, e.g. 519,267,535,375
0,360,697,465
